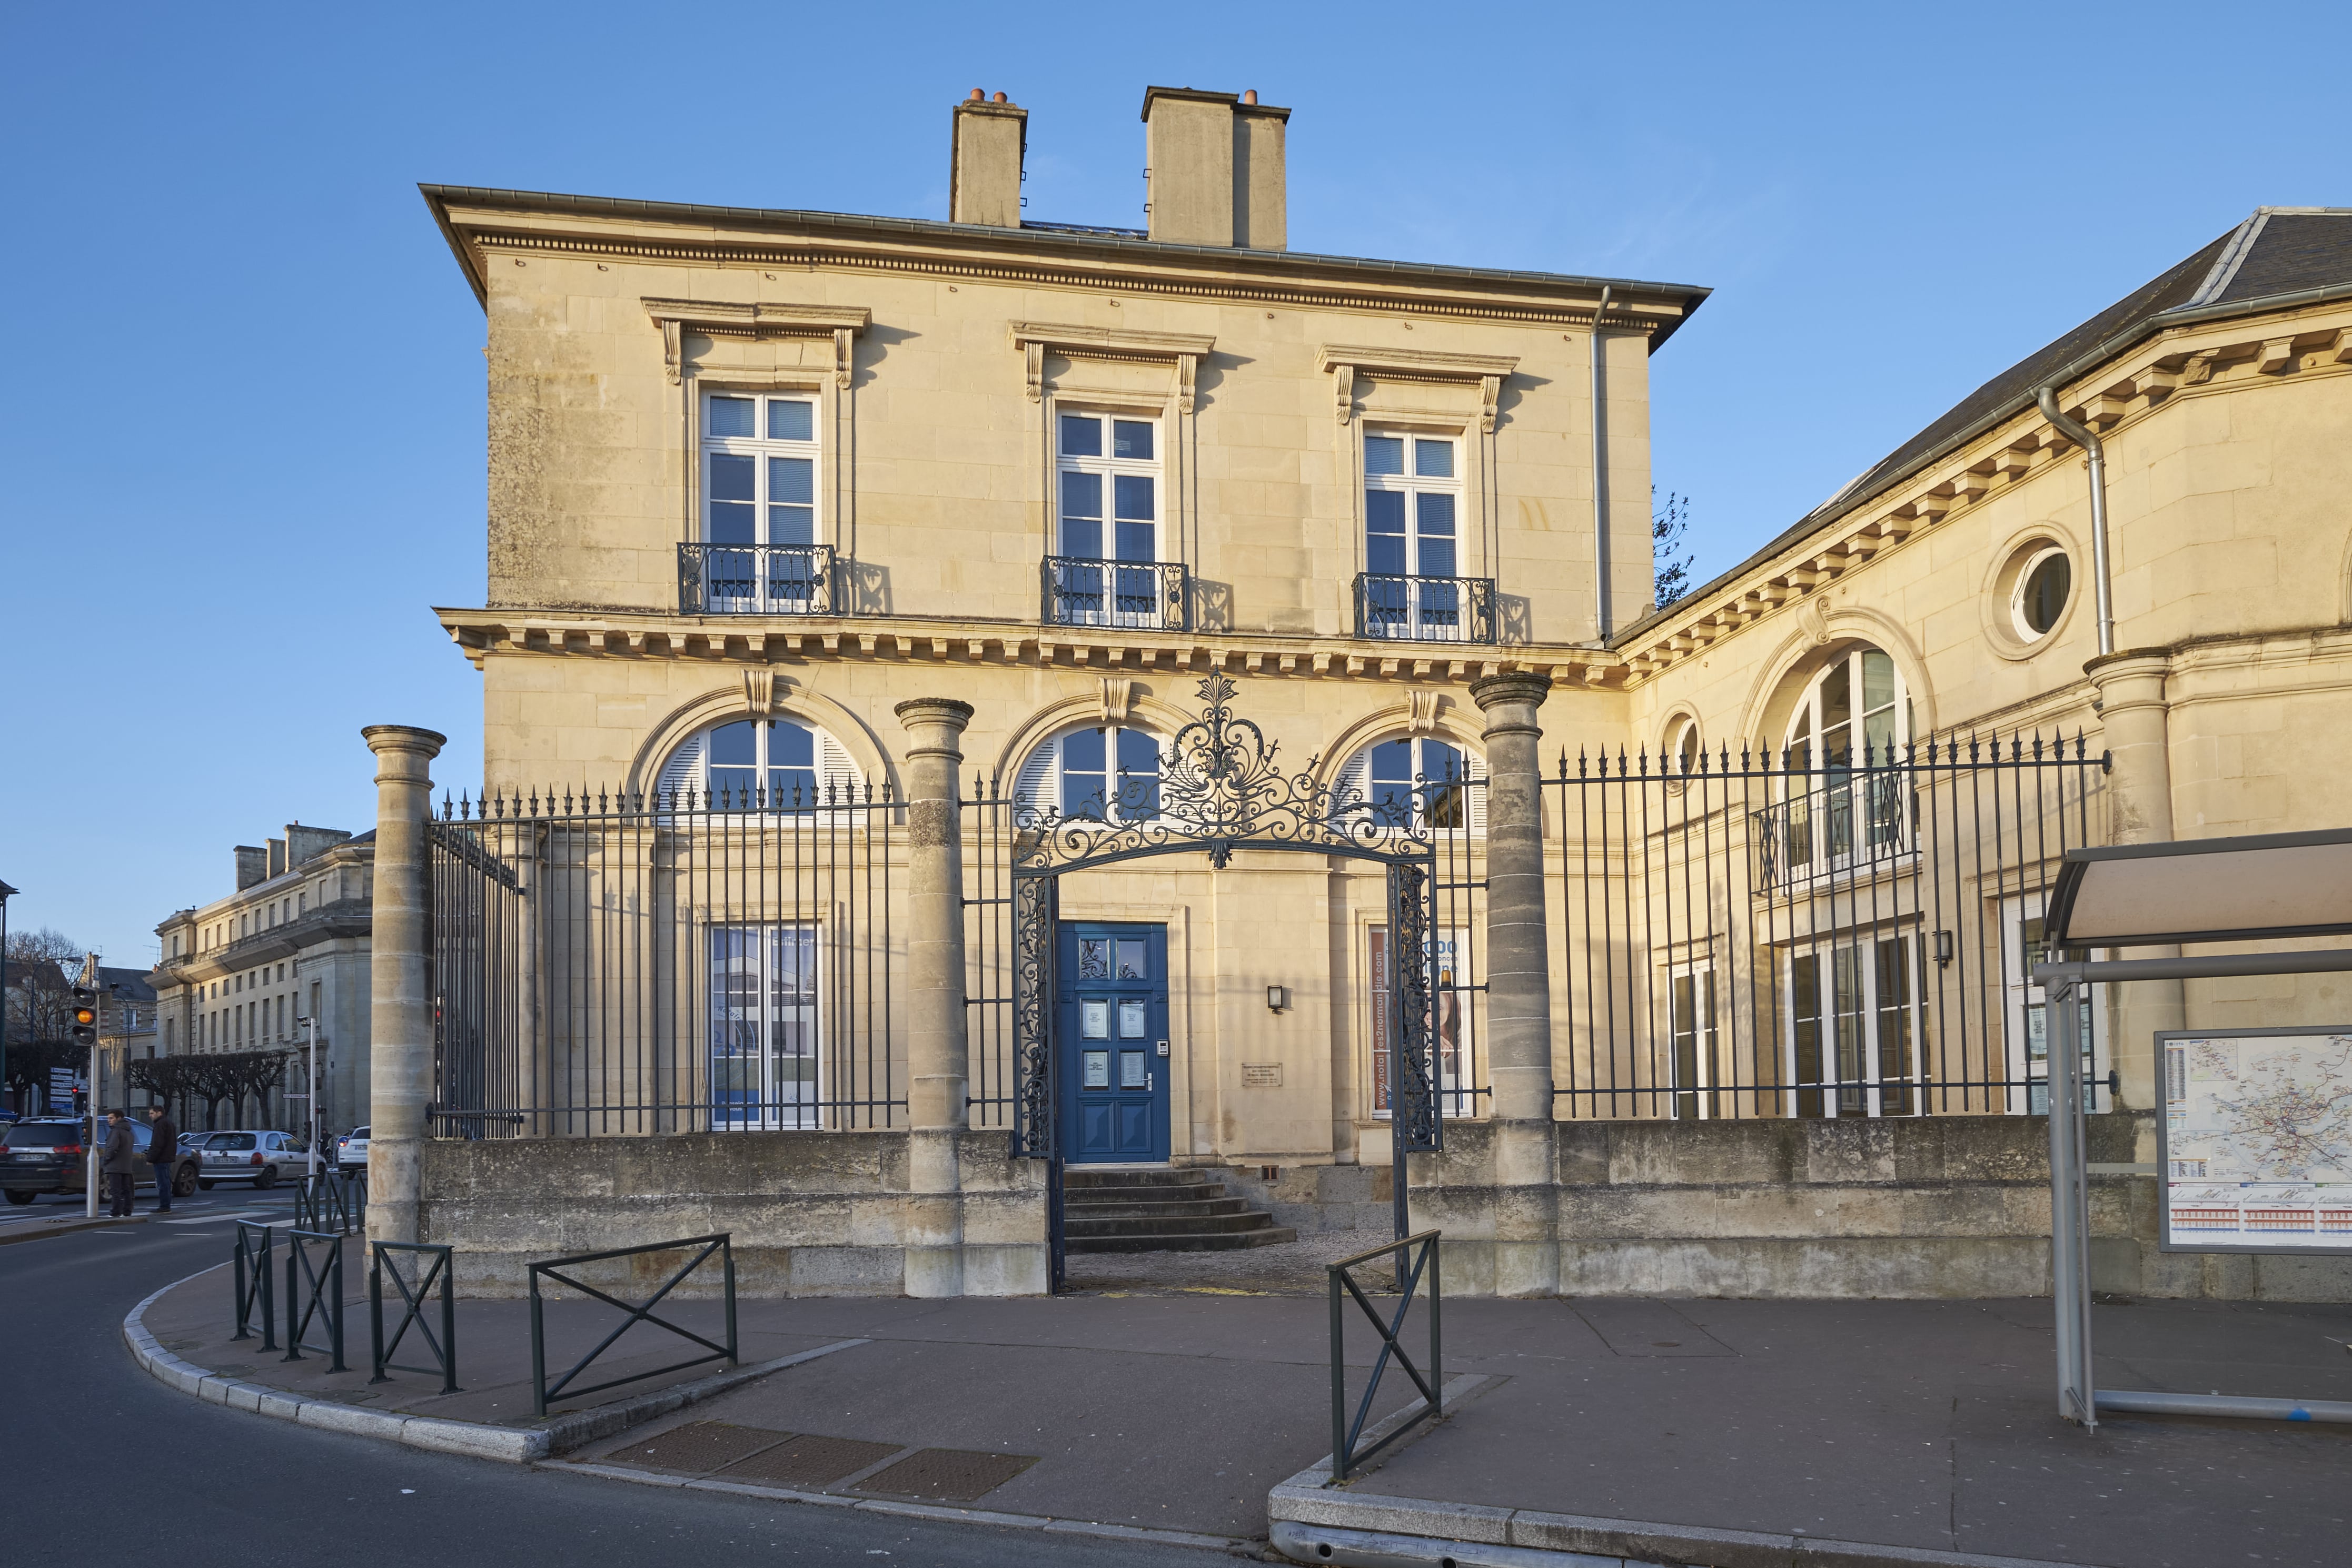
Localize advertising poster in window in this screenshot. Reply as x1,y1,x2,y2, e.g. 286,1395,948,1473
2157,1027,2352,1256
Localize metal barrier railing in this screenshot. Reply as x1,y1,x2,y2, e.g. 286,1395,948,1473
1327,1230,1442,1483
528,1234,737,1417
370,1241,458,1394
282,1229,347,1372
232,1221,276,1349
294,1170,365,1235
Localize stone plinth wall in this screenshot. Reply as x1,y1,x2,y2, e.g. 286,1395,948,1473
1413,1115,2352,1302
418,1129,1048,1298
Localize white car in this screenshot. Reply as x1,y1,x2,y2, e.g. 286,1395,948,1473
334,1126,370,1173
196,1130,308,1189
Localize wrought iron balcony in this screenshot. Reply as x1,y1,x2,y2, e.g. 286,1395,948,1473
1751,767,1914,891
1353,572,1497,644
1041,555,1188,631
678,544,837,616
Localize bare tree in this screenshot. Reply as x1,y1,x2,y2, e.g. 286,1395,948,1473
1653,487,1695,611
5,927,90,1112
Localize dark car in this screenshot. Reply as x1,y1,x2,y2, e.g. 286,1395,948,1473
2,1118,199,1205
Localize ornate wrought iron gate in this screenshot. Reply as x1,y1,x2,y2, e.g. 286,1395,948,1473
991,676,1458,1289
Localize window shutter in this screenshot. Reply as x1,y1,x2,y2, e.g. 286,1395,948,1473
1338,747,1374,810
656,730,706,807
1014,739,1057,815
1466,755,1488,837
816,729,862,800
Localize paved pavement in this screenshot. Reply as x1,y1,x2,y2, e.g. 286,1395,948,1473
4,1197,1234,1568
1291,1294,2352,1568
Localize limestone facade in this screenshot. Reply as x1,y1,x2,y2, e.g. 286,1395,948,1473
148,826,374,1134
420,88,2351,1258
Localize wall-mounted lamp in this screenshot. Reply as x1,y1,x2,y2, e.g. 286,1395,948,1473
1265,985,1289,1013
1933,930,1954,968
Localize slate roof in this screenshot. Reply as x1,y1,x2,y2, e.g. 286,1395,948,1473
1625,207,2352,644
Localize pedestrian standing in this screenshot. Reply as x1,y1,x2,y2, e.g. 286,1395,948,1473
145,1105,178,1213
100,1110,137,1218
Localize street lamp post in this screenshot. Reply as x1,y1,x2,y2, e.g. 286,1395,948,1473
0,879,16,1121
293,1015,319,1179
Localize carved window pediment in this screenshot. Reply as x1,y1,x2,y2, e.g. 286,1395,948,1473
643,297,873,387
1317,342,1520,432
1008,320,1216,412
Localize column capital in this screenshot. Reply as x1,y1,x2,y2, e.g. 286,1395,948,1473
2083,648,2171,719
894,698,976,732
1468,671,1552,714
361,724,448,758
2083,647,2171,682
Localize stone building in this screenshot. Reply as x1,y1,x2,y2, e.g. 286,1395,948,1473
394,90,2352,1299
87,959,157,1116
148,825,374,1134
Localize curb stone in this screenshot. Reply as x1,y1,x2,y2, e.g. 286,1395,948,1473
562,1457,1255,1553
120,1263,864,1465
0,1212,151,1247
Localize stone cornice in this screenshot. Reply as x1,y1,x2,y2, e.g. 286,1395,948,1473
1008,321,1215,411
641,297,870,387
450,220,1692,336
433,605,1625,689
1318,342,1521,432
1609,305,2352,690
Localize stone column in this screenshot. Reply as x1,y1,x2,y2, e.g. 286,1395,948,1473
2084,651,2182,1115
1466,673,1559,1295
362,725,445,1246
895,698,975,1297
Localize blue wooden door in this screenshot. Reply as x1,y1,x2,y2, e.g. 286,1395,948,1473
1057,923,1169,1163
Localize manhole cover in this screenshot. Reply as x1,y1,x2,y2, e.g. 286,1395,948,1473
852,1447,1038,1503
607,1421,789,1474
720,1433,904,1490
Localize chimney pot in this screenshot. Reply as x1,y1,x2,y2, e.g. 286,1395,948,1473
1242,89,1257,105
992,91,1007,103
968,87,983,101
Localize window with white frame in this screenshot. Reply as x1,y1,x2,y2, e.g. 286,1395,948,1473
1667,964,1719,1119
1368,922,1472,1118
1779,932,1923,1118
1050,411,1167,627
657,717,862,809
700,390,823,609
1014,724,1163,822
1775,646,1912,878
1361,429,1464,638
1341,736,1481,832
707,924,820,1130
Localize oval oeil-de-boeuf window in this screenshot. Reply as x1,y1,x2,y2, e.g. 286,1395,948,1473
2012,547,2071,639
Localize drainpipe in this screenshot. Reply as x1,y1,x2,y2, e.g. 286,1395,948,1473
2034,386,2115,657
1591,286,1614,639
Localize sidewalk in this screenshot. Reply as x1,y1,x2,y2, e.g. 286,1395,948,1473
129,1239,2352,1566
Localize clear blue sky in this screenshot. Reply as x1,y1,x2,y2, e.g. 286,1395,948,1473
3,2,2344,967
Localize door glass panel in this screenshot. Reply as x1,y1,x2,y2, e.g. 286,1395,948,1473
1118,999,1147,1038
1080,1000,1109,1038
1120,1052,1147,1088
1078,939,1110,979
1083,1050,1110,1088
1115,939,1146,980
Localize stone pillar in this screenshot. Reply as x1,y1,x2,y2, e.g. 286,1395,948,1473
2084,650,2181,1116
1465,673,1559,1295
362,725,445,1246
895,698,975,1297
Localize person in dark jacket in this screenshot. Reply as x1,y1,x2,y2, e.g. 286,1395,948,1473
99,1110,138,1217
145,1106,178,1212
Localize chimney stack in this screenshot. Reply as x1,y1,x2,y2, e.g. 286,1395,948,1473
1142,86,1289,250
234,846,267,890
950,89,1027,228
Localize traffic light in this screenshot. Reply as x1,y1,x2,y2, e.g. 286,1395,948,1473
70,987,98,1045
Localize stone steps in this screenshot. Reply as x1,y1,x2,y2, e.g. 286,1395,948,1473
1060,1168,1297,1253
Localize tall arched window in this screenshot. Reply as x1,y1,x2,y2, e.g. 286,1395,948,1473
1340,735,1482,832
1784,645,1909,766
1015,724,1162,821
656,717,861,808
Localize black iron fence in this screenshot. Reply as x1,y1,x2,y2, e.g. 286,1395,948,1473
1328,1230,1442,1482
1040,555,1188,630
427,785,902,1137
1555,735,2110,1120
1352,572,1497,644
678,543,836,615
293,1169,364,1235
232,1221,275,1348
282,1230,346,1371
528,1234,737,1417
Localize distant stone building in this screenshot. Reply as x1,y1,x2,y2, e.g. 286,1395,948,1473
84,957,157,1115
148,824,374,1134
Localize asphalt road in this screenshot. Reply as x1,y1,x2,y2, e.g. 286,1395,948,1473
1,1194,1242,1567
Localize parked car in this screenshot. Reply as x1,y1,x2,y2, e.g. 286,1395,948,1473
334,1126,370,1173
2,1118,199,1205
195,1129,309,1189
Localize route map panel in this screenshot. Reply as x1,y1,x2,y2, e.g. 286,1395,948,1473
2158,1028,2352,1255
